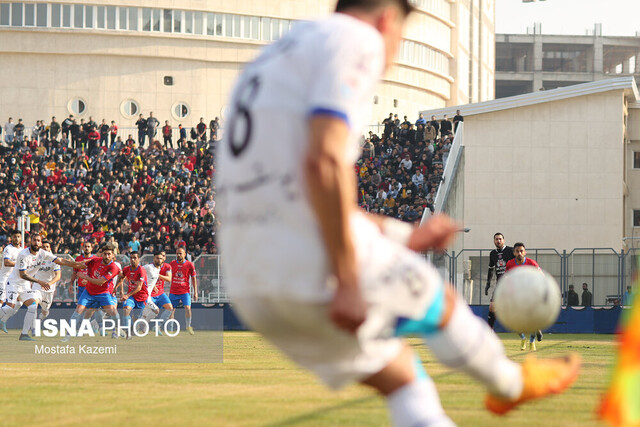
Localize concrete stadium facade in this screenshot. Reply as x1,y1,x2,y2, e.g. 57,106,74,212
0,0,495,129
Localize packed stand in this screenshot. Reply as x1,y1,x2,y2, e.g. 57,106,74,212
357,111,463,223
0,114,220,265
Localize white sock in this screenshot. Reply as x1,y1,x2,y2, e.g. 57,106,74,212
186,316,191,328
22,304,37,335
0,305,18,322
387,377,455,427
425,301,523,400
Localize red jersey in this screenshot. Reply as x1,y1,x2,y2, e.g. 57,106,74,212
123,265,148,302
151,263,172,297
506,257,540,271
75,254,98,288
85,257,121,295
169,260,196,295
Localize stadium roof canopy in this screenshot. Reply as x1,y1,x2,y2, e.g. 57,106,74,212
421,76,639,118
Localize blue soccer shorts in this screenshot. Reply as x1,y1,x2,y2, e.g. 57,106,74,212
169,293,191,307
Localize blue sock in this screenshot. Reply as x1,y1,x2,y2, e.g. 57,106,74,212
159,310,171,322
124,315,131,328
530,334,535,343
519,333,526,340
186,316,192,328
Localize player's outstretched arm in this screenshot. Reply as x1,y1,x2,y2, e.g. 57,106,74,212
55,258,87,270
3,258,16,268
305,116,364,334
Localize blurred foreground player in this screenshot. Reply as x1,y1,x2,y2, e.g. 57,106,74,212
217,0,581,424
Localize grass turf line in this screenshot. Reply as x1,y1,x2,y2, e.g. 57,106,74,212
0,332,615,426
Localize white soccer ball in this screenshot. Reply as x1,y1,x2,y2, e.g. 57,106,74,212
493,266,561,333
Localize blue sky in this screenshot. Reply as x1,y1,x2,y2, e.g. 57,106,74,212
496,0,640,36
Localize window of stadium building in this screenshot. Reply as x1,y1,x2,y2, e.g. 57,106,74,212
68,97,87,116
634,210,640,227
121,100,140,118
173,102,190,120
634,152,640,169
0,3,291,42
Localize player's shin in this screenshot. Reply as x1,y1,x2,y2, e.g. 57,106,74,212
22,302,38,335
425,299,523,400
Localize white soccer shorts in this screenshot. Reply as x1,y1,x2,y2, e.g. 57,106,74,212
233,217,445,389
5,284,42,305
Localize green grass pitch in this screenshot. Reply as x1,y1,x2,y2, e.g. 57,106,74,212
0,332,615,426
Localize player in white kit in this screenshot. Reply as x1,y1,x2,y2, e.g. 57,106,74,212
216,0,581,424
0,233,86,340
31,240,61,321
141,250,173,332
0,230,22,304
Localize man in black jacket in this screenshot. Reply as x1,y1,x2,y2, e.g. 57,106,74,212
566,284,579,307
581,282,593,307
485,232,514,329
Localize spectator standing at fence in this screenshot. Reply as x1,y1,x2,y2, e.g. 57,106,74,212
196,117,207,142
429,114,440,138
147,112,160,144
209,117,220,141
49,116,60,141
99,119,110,147
109,120,118,147
581,282,593,307
424,120,436,142
69,119,80,150
440,114,452,137
14,119,25,144
453,109,464,132
4,117,15,146
162,120,173,149
136,114,147,148
566,284,579,307
623,286,635,306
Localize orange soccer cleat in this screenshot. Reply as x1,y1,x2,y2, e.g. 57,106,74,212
486,353,581,415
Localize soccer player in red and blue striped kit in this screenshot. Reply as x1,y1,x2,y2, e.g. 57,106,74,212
169,247,198,335
506,242,544,351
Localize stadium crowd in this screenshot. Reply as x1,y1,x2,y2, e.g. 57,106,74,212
357,111,462,222
0,114,218,260
0,110,460,260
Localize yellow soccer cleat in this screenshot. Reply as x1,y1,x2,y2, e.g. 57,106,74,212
529,341,536,352
187,326,195,335
486,354,581,415
520,337,527,351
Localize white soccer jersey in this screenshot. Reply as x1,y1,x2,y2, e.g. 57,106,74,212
32,259,61,293
0,244,21,283
143,263,161,295
7,248,57,291
217,14,384,301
